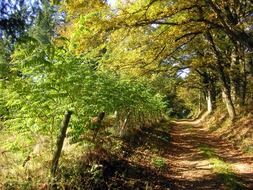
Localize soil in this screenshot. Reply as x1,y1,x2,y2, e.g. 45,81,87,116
103,120,253,190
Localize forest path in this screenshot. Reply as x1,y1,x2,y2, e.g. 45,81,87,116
167,120,253,190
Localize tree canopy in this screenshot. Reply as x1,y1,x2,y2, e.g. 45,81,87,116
1,0,253,189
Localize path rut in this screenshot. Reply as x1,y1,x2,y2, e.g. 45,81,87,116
167,121,253,190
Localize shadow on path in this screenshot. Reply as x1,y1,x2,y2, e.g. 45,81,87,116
167,119,253,190
94,118,253,190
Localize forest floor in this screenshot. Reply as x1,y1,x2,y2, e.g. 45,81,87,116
1,117,253,190
107,119,253,190
166,120,253,190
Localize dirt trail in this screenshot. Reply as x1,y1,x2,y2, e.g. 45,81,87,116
105,120,253,189
167,120,253,190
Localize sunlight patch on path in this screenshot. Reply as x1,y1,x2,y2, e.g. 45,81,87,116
168,118,253,189
172,111,210,126
173,160,212,179
232,163,253,174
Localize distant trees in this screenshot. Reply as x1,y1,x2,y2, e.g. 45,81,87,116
61,0,252,120
2,1,252,122
0,0,42,40
1,0,252,187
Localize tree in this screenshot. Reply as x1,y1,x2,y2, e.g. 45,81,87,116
0,0,42,40
206,0,253,50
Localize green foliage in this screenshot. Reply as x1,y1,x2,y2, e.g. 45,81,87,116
88,164,104,185
0,0,42,40
3,0,253,188
4,32,166,138
199,144,245,190
199,144,218,158
152,156,166,169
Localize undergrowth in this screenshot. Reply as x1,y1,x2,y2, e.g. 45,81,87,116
203,106,253,155
199,144,245,190
0,118,170,190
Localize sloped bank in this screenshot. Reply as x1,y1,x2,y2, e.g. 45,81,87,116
202,107,253,155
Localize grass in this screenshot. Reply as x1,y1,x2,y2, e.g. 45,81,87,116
158,134,170,142
199,144,245,190
199,145,217,158
243,145,253,155
152,156,166,169
205,108,253,156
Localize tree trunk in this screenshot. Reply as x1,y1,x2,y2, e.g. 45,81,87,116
119,111,131,137
206,89,213,114
246,52,253,102
203,30,237,119
230,47,242,105
217,62,236,121
198,91,202,114
206,0,253,50
51,110,72,178
240,59,247,106
222,89,236,120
